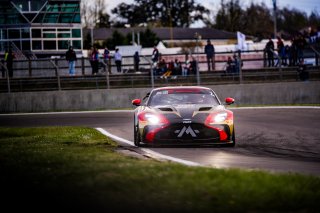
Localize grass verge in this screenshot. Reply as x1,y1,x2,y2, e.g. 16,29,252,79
0,127,319,213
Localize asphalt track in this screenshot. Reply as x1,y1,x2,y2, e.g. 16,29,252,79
1,107,320,176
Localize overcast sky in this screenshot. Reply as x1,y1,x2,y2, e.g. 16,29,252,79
106,0,319,15
105,0,319,27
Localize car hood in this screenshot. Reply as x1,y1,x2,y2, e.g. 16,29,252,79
152,104,225,119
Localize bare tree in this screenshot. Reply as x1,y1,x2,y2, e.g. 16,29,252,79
81,0,110,28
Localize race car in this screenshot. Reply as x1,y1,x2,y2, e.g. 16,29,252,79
132,86,235,147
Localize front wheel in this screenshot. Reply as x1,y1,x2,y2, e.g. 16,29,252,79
134,123,141,147
226,129,236,147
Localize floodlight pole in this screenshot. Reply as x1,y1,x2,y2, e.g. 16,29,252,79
273,0,277,38
195,32,201,86
166,0,173,47
90,26,94,46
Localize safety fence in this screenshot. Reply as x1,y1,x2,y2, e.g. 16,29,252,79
0,48,319,93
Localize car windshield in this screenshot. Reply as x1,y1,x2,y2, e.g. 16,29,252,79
148,88,220,106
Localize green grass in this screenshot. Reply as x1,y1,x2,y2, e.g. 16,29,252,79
0,127,319,213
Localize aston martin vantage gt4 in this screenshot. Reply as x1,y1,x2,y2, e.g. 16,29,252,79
132,86,235,147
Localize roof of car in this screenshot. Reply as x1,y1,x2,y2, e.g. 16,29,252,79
152,86,212,91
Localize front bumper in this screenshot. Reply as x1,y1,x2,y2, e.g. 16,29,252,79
141,123,233,145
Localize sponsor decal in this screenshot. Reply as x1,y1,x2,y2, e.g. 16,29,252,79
174,126,199,138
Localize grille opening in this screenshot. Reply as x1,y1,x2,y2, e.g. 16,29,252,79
158,107,174,112
199,107,212,111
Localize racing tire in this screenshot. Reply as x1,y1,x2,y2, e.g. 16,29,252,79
226,129,236,147
134,122,142,147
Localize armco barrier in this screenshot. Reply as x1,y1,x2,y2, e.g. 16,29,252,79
0,82,319,113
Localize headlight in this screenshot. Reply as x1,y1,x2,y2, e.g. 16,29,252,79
145,113,160,124
205,111,233,125
138,112,169,125
214,112,228,123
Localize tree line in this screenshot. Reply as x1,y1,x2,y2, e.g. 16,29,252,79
81,0,320,47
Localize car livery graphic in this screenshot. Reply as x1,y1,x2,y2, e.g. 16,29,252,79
132,86,235,147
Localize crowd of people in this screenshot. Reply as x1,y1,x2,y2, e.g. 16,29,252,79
63,26,320,78
2,26,319,78
152,57,198,79
264,29,320,68
80,38,216,78
151,46,200,78
48,26,320,79
225,54,242,74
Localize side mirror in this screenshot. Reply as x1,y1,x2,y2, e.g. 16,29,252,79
225,97,235,105
132,99,141,106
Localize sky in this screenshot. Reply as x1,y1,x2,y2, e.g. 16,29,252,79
105,0,319,27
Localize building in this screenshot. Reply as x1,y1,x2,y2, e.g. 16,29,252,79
0,0,82,58
89,27,240,48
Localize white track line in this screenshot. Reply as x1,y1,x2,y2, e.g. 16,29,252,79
96,128,200,167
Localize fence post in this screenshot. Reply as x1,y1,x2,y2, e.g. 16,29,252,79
196,60,200,86
278,54,283,81
142,55,154,88
50,60,61,91
106,70,110,89
81,57,85,76
263,50,267,67
108,57,112,74
28,58,32,77
0,61,10,93
150,61,154,88
101,60,110,89
238,50,243,84
55,58,59,74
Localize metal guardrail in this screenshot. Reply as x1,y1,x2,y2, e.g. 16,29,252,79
1,66,319,93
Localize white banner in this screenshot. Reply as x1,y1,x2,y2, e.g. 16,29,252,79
237,31,247,51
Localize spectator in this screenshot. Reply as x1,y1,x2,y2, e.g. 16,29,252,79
182,59,190,76
296,34,307,63
103,46,111,74
114,48,122,73
265,38,274,67
297,59,309,81
90,46,99,75
65,46,77,76
1,59,5,78
189,57,197,75
233,54,241,73
151,46,159,63
283,45,290,66
226,56,235,73
133,51,140,72
204,39,215,71
152,62,158,76
4,48,15,78
288,38,298,66
276,36,286,66
161,60,174,79
158,58,167,75
173,58,182,76
309,28,318,43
